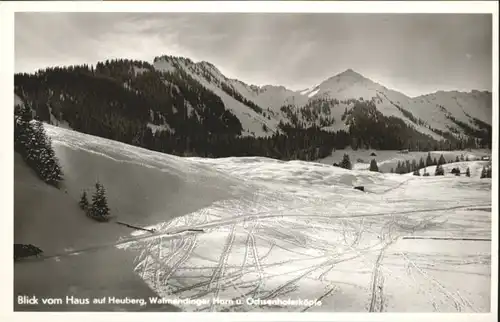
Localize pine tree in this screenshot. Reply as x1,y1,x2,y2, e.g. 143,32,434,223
455,156,460,162
411,159,417,172
433,157,438,166
369,159,379,172
418,157,425,169
460,154,465,161
413,169,420,176
79,191,89,210
466,167,471,177
398,161,405,174
390,167,394,173
426,152,433,167
438,154,446,165
26,120,44,166
435,164,444,176
14,105,64,188
14,104,34,154
480,166,486,178
480,166,491,179
465,155,469,161
90,182,110,221
423,168,430,176
340,154,352,170
30,121,64,187
44,140,63,185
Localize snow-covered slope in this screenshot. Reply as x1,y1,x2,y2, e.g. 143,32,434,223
319,148,492,174
153,56,283,137
408,160,491,178
15,124,492,312
408,90,492,133
14,151,181,311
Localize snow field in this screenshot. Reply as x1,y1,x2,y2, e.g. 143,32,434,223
14,125,492,312
117,160,491,312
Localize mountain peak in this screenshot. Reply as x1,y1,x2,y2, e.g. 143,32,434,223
337,68,364,78
317,68,370,91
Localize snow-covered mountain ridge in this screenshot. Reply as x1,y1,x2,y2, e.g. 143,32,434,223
152,55,492,139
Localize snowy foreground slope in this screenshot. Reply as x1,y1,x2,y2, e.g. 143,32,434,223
15,125,491,312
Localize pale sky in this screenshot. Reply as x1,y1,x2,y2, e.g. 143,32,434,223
15,13,492,97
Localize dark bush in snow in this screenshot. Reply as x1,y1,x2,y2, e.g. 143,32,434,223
354,186,365,192
14,244,43,261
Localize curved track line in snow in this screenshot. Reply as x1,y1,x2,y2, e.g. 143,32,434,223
249,229,264,297
161,236,198,285
399,252,475,312
208,225,237,311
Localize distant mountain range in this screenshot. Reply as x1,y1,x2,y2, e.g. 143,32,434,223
13,55,492,160
150,56,491,139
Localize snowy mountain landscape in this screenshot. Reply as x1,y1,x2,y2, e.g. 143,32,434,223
13,55,493,312
12,11,494,315
14,60,493,311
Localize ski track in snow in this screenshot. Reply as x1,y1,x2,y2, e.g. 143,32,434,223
115,177,489,312
137,178,487,312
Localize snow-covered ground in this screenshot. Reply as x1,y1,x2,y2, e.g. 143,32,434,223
407,161,491,178
14,125,492,312
320,148,492,173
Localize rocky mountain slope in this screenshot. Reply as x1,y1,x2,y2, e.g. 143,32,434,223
152,56,491,140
